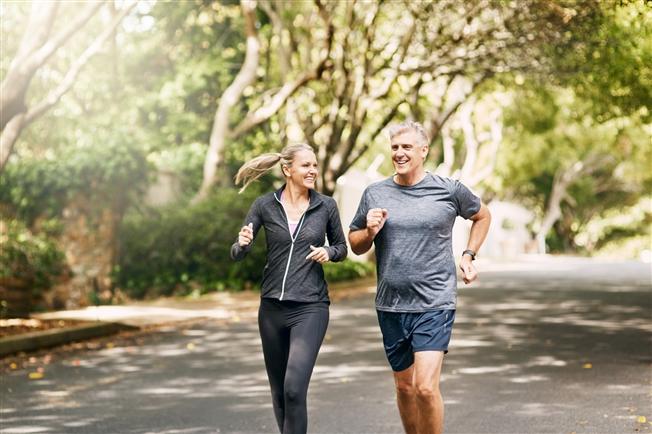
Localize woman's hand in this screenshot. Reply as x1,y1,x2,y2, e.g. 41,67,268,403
238,223,254,247
306,245,329,264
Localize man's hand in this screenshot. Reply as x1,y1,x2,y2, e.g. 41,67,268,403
459,256,478,284
306,245,329,264
238,223,254,247
366,208,388,238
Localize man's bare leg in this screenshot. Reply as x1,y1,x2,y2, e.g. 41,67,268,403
413,351,445,434
393,364,418,434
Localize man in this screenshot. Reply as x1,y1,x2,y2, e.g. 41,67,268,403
348,120,491,434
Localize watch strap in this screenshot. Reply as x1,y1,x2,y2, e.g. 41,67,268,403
462,249,476,260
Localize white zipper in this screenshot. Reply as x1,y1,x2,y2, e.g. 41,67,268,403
275,193,307,300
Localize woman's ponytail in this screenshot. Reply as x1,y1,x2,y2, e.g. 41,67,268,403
234,143,314,193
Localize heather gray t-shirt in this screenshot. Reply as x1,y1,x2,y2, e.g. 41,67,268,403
350,173,481,312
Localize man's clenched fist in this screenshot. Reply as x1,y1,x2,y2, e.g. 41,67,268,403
366,208,388,237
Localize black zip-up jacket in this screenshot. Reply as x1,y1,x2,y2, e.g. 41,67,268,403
230,186,347,303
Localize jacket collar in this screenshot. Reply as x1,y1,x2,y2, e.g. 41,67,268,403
274,184,323,211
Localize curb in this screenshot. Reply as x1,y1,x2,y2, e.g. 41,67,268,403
0,322,139,357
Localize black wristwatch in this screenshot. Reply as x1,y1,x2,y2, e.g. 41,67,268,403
462,249,476,260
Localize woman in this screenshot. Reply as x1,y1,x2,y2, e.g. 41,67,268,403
230,143,347,434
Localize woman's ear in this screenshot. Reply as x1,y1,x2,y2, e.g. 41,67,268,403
281,164,290,177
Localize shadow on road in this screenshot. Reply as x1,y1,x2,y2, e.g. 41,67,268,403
1,258,650,433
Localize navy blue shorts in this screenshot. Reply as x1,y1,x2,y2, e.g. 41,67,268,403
376,309,456,372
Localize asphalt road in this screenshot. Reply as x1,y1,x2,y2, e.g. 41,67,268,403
2,257,651,434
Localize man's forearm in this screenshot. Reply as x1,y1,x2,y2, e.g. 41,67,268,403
349,229,375,255
467,204,491,253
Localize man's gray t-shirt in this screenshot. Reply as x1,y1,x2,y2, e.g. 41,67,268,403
350,173,481,312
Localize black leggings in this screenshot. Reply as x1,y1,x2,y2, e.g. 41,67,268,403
258,298,329,434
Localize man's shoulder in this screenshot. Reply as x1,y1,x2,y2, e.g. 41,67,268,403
428,172,453,184
426,173,459,192
364,177,394,193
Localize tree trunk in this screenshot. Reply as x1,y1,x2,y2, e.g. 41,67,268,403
194,0,334,202
536,162,584,253
536,175,568,254
194,0,259,203
0,0,132,173
0,2,58,129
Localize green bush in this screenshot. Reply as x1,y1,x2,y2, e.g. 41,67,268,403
0,138,149,223
0,220,65,290
115,183,375,298
115,186,268,298
323,259,375,283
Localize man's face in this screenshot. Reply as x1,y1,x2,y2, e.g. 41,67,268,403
390,130,428,177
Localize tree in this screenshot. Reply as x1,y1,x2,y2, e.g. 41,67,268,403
192,0,334,202
288,0,601,195
498,86,650,253
495,0,652,253
0,0,137,171
435,93,503,191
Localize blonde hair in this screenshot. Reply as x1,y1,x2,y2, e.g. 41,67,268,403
234,143,315,193
388,120,430,147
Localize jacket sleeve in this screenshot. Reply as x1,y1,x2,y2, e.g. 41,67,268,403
230,197,263,261
324,198,348,263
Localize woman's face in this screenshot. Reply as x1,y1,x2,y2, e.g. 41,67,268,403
283,150,318,190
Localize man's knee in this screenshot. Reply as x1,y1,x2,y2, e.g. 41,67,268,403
395,381,415,397
415,382,440,402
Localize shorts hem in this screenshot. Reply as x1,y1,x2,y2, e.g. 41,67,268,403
376,307,456,313
413,347,449,355
390,361,414,372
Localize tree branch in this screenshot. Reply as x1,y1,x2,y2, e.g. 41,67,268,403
436,124,456,178
29,2,104,70
229,6,334,139
342,98,404,176
24,1,137,126
0,113,26,171
466,109,502,187
194,0,260,202
0,2,59,128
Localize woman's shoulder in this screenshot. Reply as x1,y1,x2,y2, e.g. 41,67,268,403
246,191,277,211
311,190,337,207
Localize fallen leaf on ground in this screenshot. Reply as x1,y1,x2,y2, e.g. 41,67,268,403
637,416,647,423
582,363,592,369
28,372,43,379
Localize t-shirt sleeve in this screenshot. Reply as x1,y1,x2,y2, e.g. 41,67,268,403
452,180,481,219
349,189,370,231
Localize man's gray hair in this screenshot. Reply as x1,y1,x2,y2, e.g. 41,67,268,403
388,120,430,147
